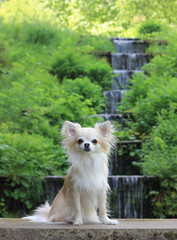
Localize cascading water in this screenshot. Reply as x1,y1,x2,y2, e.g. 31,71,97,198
111,53,148,70
109,176,155,218
104,90,124,114
104,38,148,120
106,38,155,218
112,38,146,53
112,70,143,90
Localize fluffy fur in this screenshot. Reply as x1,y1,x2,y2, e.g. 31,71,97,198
24,121,118,225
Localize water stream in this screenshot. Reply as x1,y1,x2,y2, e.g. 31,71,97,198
103,38,155,218
109,176,155,218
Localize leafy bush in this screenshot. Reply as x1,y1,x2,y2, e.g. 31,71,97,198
133,76,177,133
79,35,115,52
140,108,177,177
138,108,177,217
0,132,65,177
50,48,112,89
61,77,105,113
50,49,88,82
0,70,104,130
0,132,65,215
120,71,148,112
138,20,162,35
86,59,112,89
121,36,177,134
24,21,57,45
0,176,45,216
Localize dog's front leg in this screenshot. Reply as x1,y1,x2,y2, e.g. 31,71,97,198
98,190,118,225
72,191,83,225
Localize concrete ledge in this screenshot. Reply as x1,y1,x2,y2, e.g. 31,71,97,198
0,218,177,240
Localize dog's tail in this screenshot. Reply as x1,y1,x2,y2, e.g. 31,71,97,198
23,201,51,222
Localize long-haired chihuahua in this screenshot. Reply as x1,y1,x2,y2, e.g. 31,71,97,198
24,121,118,225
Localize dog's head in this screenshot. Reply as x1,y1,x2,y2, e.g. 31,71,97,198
61,121,116,155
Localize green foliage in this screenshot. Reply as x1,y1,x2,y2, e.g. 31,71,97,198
50,48,112,89
1,0,177,37
0,132,64,177
61,78,105,113
133,75,177,133
24,21,57,45
120,71,148,112
0,72,104,134
139,108,177,178
121,30,177,134
0,42,9,74
42,0,177,36
138,109,177,217
0,0,113,216
0,177,45,216
0,132,65,215
115,121,140,142
0,0,58,25
86,60,112,89
50,49,88,81
41,0,121,36
0,198,8,217
79,35,115,52
138,20,162,35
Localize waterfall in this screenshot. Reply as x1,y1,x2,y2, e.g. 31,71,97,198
113,39,145,53
103,38,148,121
112,70,143,90
104,90,124,114
111,53,148,70
111,176,144,218
109,176,155,218
106,38,155,218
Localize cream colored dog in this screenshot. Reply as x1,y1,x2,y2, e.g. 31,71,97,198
24,121,118,225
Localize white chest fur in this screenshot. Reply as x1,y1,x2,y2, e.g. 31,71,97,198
68,152,109,192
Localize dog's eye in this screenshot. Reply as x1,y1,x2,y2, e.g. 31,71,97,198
78,139,84,144
92,139,97,144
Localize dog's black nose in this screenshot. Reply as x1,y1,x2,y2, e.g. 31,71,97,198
84,143,90,148
84,143,91,151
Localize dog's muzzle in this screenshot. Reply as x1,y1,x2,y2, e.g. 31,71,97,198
84,143,91,152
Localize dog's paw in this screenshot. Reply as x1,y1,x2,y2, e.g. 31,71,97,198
102,216,119,225
107,219,119,225
73,219,83,226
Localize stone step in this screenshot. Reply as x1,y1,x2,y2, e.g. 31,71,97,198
1,218,177,240
111,37,141,41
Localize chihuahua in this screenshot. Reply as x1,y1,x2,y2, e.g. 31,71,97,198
24,121,118,225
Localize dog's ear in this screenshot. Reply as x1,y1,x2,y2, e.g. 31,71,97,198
64,121,80,137
96,121,111,137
